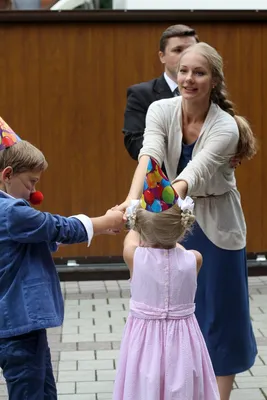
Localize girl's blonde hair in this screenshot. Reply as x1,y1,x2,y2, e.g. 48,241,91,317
130,203,195,248
0,141,48,173
178,42,257,160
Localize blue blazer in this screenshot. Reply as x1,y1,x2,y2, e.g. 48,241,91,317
0,191,88,338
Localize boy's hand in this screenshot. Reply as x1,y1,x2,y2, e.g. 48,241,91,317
105,209,126,231
91,210,126,236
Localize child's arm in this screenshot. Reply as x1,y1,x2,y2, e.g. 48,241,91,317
6,200,125,247
91,209,125,235
176,243,185,250
190,250,203,274
177,244,202,274
123,230,140,276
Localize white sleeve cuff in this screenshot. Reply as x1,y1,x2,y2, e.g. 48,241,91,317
70,214,94,247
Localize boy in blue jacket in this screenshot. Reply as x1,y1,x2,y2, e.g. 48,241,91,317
0,118,125,399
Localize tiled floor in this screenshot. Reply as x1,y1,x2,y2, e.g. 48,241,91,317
1,277,267,399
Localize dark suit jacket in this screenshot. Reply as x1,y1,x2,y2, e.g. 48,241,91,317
123,74,175,161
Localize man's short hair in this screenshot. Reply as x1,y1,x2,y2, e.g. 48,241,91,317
159,24,199,52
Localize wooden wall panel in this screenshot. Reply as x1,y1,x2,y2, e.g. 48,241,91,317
0,25,41,145
0,21,264,256
261,25,267,251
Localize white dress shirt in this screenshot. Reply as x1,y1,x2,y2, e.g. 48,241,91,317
164,72,178,94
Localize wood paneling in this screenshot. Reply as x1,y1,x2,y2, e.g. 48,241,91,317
261,24,267,251
0,21,264,256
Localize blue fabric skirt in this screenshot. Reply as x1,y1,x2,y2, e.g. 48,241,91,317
181,223,257,375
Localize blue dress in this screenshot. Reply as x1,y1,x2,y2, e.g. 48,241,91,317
178,142,257,376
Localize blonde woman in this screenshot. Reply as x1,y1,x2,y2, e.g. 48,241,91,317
118,42,257,400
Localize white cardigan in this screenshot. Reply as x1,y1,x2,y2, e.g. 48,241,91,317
139,96,246,250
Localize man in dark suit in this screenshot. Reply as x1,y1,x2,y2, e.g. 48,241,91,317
123,24,199,161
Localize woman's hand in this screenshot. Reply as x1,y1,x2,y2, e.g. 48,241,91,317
114,199,132,213
229,156,241,169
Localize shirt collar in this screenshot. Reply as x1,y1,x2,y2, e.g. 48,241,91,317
0,190,15,199
164,72,178,93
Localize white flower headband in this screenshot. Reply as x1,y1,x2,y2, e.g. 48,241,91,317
125,196,195,230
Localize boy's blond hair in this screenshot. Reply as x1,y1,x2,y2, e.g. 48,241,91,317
0,141,48,173
132,203,195,248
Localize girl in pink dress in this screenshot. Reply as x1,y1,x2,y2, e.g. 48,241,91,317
113,158,219,400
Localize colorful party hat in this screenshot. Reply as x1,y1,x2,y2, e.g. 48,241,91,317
0,117,20,151
140,158,178,212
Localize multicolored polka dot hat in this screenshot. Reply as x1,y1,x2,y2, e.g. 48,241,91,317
0,117,20,151
140,158,178,212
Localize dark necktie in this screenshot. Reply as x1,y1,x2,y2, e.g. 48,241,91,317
173,88,179,97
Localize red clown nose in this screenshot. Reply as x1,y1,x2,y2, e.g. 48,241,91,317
30,191,44,205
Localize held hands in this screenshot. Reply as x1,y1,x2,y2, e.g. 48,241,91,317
91,208,126,236
103,208,127,234
115,199,132,213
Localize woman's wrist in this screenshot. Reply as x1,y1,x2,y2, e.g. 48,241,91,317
172,180,188,199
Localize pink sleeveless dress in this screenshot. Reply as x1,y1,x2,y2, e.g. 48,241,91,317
113,247,220,400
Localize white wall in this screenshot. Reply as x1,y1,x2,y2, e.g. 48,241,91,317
113,0,266,9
